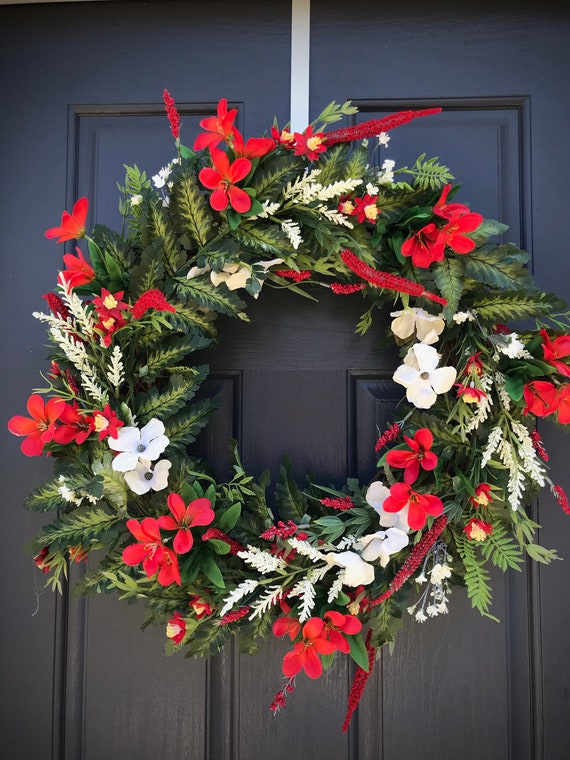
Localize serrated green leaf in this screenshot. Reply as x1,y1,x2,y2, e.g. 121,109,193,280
432,257,464,317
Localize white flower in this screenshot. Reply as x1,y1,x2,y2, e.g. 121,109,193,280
187,264,210,279
494,332,530,359
390,308,445,345
378,158,396,185
366,182,380,195
430,562,452,584
393,343,457,409
130,194,143,207
152,165,172,189
415,609,428,622
325,550,375,586
123,459,172,495
108,418,169,472
354,528,409,567
210,263,251,290
452,310,476,324
378,132,390,147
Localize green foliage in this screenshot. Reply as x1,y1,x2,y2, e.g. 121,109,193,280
400,153,455,190
474,291,567,323
171,169,216,248
135,370,208,423
28,506,123,553
463,244,533,291
175,275,246,316
479,523,524,571
275,456,309,522
455,535,498,619
432,256,465,317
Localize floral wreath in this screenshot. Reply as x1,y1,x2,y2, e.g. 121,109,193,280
9,91,570,730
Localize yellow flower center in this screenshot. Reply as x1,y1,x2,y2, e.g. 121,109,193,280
306,136,323,151
103,294,118,309
281,130,293,142
166,622,181,638
364,204,379,222
470,524,489,541
93,414,109,432
102,317,115,330
340,201,355,215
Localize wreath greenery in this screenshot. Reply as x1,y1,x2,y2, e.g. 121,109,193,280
8,91,570,728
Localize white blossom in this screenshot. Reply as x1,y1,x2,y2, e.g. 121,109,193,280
464,374,494,433
280,219,303,249
123,458,172,495
378,132,390,147
327,570,346,603
152,165,172,189
393,343,457,409
481,425,503,468
108,418,169,472
390,307,445,345
324,550,375,586
130,194,143,207
452,310,477,324
378,158,396,185
366,481,410,533
354,527,409,566
494,332,531,359
287,537,328,563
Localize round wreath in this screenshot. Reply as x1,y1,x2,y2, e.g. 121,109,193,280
9,91,570,729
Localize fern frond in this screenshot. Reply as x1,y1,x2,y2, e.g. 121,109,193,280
474,291,567,323
479,523,524,571
171,170,216,248
135,370,208,423
164,397,218,449
175,276,246,317
402,153,455,190
28,507,122,552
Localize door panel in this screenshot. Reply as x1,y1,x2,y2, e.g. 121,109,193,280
1,2,569,759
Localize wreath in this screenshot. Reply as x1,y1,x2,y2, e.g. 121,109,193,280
9,91,570,730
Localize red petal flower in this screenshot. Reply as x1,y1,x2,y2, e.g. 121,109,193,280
522,380,559,417
432,184,472,220
231,128,274,159
540,328,570,378
293,125,327,161
45,198,89,243
385,428,437,485
8,394,65,456
52,402,92,445
556,384,570,424
323,611,362,654
122,517,181,586
401,223,445,268
198,149,252,213
157,494,215,554
60,247,95,288
166,611,186,643
85,404,123,440
469,483,492,507
193,98,238,151
281,617,337,679
439,211,483,254
383,482,444,531
464,517,493,541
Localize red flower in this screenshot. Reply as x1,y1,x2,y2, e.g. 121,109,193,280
157,493,215,554
122,517,181,586
456,383,487,404
351,194,380,224
293,125,326,161
281,617,337,679
464,517,493,541
383,482,444,531
189,595,215,619
540,328,570,378
84,404,124,440
401,223,445,268
198,149,252,213
273,605,302,642
69,545,89,564
52,402,92,445
231,128,274,159
385,428,438,485
522,380,559,417
556,384,570,424
92,289,130,320
45,197,89,243
322,611,362,654
464,352,484,377
166,611,186,643
469,483,493,508
34,546,52,573
193,98,238,151
131,289,176,320
432,184,472,220
439,211,483,254
60,247,95,289
162,89,181,140
271,125,295,147
8,394,65,456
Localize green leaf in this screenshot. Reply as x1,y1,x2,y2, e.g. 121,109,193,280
432,256,464,317
474,291,567,324
171,169,215,248
206,539,231,555
347,633,370,672
201,555,225,588
176,276,246,317
218,502,242,532
463,243,533,291
503,373,524,401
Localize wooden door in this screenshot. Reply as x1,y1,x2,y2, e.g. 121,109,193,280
1,2,569,759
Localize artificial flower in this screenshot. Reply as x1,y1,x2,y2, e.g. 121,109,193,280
540,328,570,378
351,194,380,224
122,516,181,586
231,127,274,159
45,197,88,242
432,184,472,220
463,517,493,541
556,384,570,424
522,380,559,417
324,550,375,586
108,418,169,472
123,459,172,495
272,605,302,641
157,493,215,554
469,483,492,507
8,394,65,456
60,247,95,288
464,352,484,377
392,343,457,410
390,307,445,345
293,125,326,161
281,617,337,679
162,89,180,140
322,611,362,653
92,289,130,320
271,125,295,147
34,546,52,573
385,428,438,485
85,404,123,440
456,383,487,404
189,595,215,619
439,211,483,254
131,289,176,320
166,611,186,644
52,402,92,445
198,149,252,213
210,263,251,290
383,482,444,531
354,527,409,566
400,223,445,268
193,98,238,152
365,480,410,533
68,545,89,564
378,158,396,185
